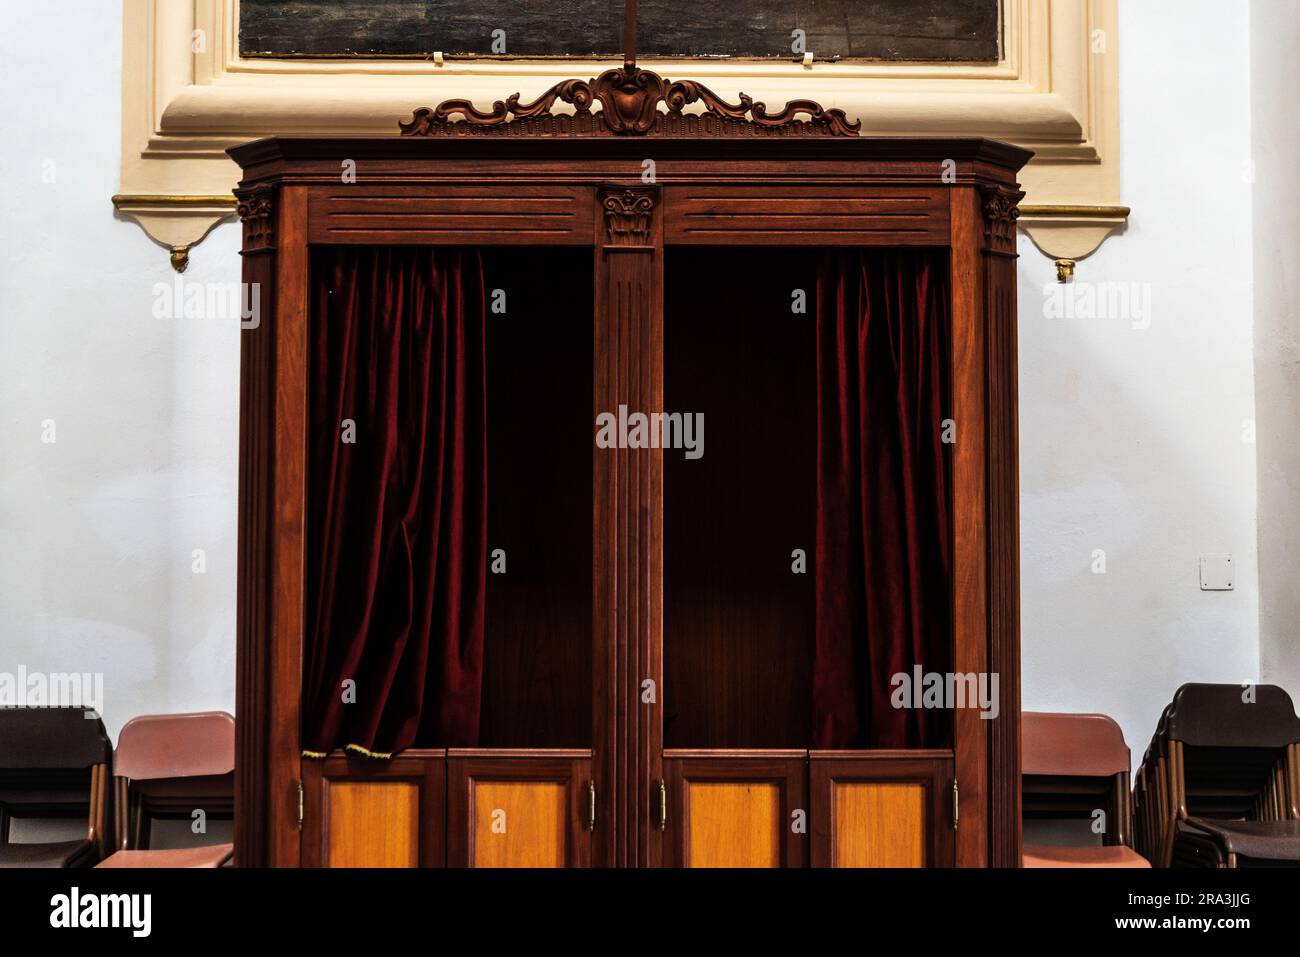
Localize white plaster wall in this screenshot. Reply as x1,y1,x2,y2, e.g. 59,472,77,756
1018,0,1261,762
1250,0,1300,703
0,0,1282,758
0,0,242,743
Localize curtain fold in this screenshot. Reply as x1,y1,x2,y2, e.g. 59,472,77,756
303,246,487,757
813,249,952,749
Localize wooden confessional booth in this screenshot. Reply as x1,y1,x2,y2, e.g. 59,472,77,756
230,63,1029,869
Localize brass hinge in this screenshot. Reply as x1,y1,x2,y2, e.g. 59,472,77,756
952,779,959,830
587,781,597,831
657,779,668,830
296,780,304,830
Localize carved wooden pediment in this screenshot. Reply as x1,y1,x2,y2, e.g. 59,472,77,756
400,65,860,138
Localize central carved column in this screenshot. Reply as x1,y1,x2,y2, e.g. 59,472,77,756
593,184,664,867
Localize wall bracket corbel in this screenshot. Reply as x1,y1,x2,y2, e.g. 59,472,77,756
111,195,237,273
1018,205,1131,282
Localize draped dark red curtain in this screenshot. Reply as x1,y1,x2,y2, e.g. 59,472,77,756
303,247,487,757
813,249,952,750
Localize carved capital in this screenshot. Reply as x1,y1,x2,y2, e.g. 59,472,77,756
600,187,657,246
235,185,276,252
978,185,1025,253
402,66,861,138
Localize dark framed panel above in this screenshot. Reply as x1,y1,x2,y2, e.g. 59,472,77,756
239,0,1001,62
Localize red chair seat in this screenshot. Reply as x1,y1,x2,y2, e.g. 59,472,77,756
1023,843,1150,868
96,843,233,868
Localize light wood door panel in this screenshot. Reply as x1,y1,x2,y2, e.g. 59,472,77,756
327,781,419,868
471,781,567,867
447,751,592,868
301,750,446,867
664,751,807,867
811,751,954,868
833,781,926,867
686,781,781,867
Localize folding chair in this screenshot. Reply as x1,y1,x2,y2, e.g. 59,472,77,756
0,707,111,868
96,711,234,868
1139,684,1300,868
1021,711,1149,867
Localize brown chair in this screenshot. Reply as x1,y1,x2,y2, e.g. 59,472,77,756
0,707,111,868
96,711,234,868
1021,711,1150,867
1138,684,1300,868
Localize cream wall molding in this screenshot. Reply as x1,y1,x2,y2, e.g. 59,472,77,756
120,0,1124,272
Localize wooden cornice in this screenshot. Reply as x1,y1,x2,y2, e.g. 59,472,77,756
228,134,1033,173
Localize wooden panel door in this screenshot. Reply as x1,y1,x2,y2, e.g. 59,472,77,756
663,751,807,867
301,750,445,867
447,751,593,867
810,751,955,867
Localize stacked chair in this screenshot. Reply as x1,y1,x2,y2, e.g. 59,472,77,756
1133,683,1300,868
1021,711,1149,867
0,707,112,867
97,711,235,867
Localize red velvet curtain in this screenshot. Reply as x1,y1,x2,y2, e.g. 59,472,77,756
813,249,952,749
303,247,487,757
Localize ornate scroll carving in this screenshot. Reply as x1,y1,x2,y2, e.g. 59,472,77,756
978,185,1025,252
235,185,276,252
400,66,860,138
601,187,656,245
